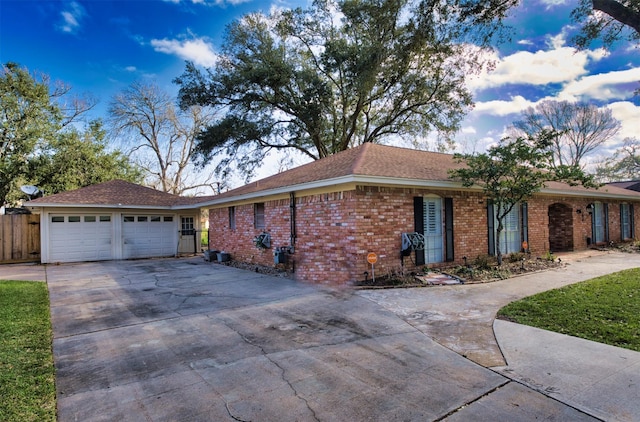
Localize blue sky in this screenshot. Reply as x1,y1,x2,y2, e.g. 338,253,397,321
2,0,639,185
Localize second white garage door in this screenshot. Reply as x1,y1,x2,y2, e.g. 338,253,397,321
122,215,177,259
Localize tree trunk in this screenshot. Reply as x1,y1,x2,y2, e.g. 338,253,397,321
592,0,640,35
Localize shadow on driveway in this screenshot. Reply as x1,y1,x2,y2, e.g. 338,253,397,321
47,256,602,421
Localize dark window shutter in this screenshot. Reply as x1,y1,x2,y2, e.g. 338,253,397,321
604,203,609,242
621,205,625,241
521,202,529,251
487,201,495,256
414,197,425,266
631,204,635,239
590,204,596,244
445,198,454,262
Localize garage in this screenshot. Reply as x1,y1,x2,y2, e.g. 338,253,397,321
49,214,114,262
27,180,204,264
122,215,177,259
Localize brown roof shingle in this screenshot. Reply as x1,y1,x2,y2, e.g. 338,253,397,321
26,144,640,208
27,179,184,207
212,143,465,199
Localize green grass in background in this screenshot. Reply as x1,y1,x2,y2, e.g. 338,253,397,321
498,268,640,352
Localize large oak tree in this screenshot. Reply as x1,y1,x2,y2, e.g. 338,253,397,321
175,0,482,180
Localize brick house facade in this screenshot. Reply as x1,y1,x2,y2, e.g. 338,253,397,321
201,144,640,285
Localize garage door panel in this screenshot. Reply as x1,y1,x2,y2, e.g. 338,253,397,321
48,215,113,262
122,216,176,259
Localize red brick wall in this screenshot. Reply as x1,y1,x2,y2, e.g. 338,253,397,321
209,187,640,285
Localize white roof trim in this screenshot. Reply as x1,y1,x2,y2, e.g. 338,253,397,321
28,203,176,211
28,176,640,211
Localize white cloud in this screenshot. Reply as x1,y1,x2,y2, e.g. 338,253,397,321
467,46,608,91
125,66,137,72
538,0,569,7
150,37,218,67
607,101,640,140
473,95,536,116
58,1,86,34
559,67,640,101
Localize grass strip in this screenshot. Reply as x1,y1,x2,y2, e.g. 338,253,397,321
0,280,56,421
498,268,640,352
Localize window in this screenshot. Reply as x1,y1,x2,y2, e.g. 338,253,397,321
124,216,135,222
68,216,81,223
51,216,64,223
488,202,524,256
150,216,161,222
164,216,173,222
181,217,194,235
621,203,632,240
84,216,96,222
229,206,236,230
254,203,265,229
423,197,443,263
138,216,148,222
99,216,111,222
592,202,606,243
499,205,520,254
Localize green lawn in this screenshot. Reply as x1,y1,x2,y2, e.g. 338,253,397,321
498,268,640,352
0,281,56,421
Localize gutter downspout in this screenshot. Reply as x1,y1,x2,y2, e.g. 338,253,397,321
289,191,296,253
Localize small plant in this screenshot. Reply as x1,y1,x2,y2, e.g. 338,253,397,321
508,252,526,263
473,255,492,270
542,250,555,262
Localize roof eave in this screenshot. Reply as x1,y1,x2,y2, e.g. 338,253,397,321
27,203,177,211
539,187,640,200
195,175,469,207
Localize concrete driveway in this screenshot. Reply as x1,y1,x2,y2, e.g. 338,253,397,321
42,253,639,421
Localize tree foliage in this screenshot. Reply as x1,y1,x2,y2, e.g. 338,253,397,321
109,81,218,195
450,133,596,264
1,63,59,206
26,120,142,199
0,63,128,207
572,0,640,49
175,0,481,180
595,137,640,181
512,100,621,168
446,0,640,50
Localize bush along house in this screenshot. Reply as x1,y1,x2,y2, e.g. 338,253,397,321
198,143,640,285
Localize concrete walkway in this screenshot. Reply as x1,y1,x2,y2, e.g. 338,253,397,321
1,251,639,421
358,250,640,421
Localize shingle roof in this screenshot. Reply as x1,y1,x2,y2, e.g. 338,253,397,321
211,143,465,200
25,144,640,209
27,179,184,208
607,181,640,192
208,143,640,202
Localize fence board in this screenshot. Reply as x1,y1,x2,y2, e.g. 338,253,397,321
0,214,40,264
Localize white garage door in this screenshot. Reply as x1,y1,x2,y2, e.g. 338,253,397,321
49,214,113,262
122,215,177,259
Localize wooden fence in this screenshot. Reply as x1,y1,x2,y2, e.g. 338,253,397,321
0,214,41,264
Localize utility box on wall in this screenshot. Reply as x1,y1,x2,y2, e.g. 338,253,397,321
274,248,287,264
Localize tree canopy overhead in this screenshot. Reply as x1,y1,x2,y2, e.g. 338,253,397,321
0,62,139,207
175,0,483,180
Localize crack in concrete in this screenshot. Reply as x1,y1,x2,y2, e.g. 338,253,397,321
231,323,321,422
433,379,511,421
